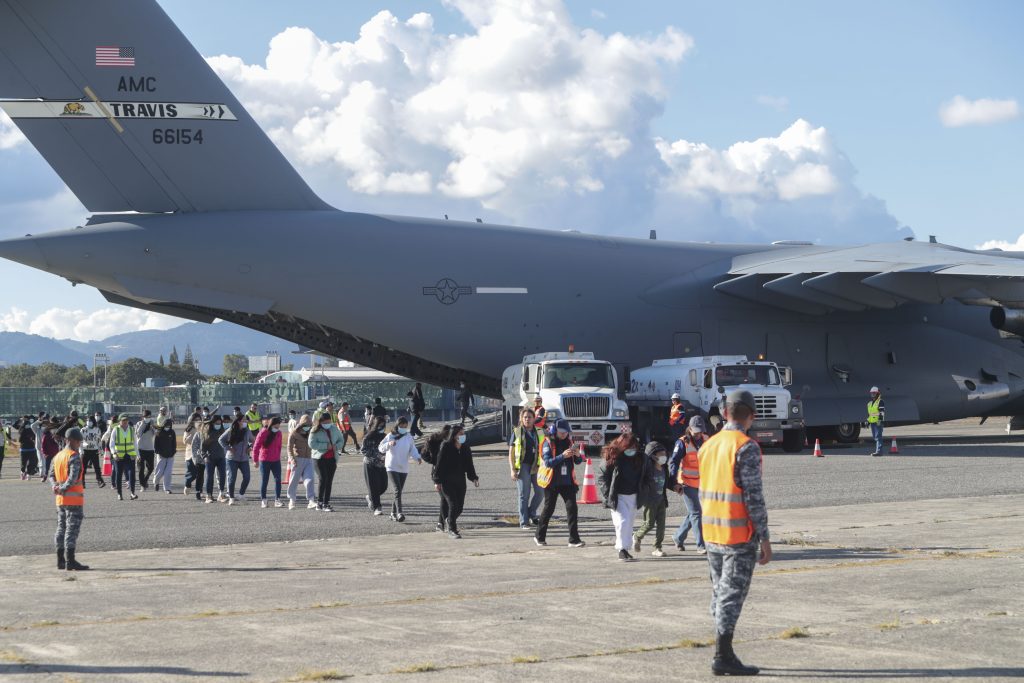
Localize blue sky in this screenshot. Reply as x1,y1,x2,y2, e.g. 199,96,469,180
0,0,1021,339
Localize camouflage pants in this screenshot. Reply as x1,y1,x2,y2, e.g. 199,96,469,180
55,506,85,551
707,544,757,635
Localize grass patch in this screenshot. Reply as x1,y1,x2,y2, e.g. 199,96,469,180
510,655,541,664
311,602,349,609
498,516,519,526
987,611,1008,617
780,536,820,547
877,619,900,631
126,615,151,622
939,550,970,558
30,620,59,628
677,638,714,648
0,650,29,663
637,576,667,585
391,663,438,674
192,610,223,617
289,671,350,681
778,627,811,639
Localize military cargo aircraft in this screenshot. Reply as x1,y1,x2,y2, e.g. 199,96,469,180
3,0,1024,442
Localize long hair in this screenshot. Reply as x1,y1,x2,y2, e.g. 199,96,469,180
201,418,222,446
368,416,387,434
602,433,639,468
427,425,451,451
446,424,465,445
391,415,409,437
311,413,333,435
229,417,247,444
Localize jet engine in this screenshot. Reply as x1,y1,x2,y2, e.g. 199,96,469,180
990,307,1024,336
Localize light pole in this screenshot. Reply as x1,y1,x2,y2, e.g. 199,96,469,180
93,353,109,387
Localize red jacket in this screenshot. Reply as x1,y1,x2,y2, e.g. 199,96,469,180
252,428,282,463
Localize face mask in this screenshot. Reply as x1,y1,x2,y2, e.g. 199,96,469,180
657,455,668,465
301,426,310,433
321,423,332,430
213,424,222,430
398,427,409,435
271,427,279,434
164,426,172,432
624,449,636,457
457,434,467,444
202,412,209,418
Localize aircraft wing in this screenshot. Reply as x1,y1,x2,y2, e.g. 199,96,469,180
715,240,1024,314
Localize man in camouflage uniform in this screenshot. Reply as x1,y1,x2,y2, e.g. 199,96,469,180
51,427,90,571
699,389,772,676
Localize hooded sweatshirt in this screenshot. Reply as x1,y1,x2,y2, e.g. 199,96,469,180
253,427,283,464
379,432,422,473
135,417,156,451
288,416,312,458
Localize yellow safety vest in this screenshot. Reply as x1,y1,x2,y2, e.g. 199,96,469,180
512,426,546,471
113,425,137,459
698,430,754,545
245,410,262,432
868,397,884,423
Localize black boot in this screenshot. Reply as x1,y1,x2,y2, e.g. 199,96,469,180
65,549,90,571
57,548,65,570
712,632,759,676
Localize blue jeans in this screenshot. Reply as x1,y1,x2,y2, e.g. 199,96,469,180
672,485,704,549
870,423,884,453
112,457,136,495
227,460,250,497
205,457,226,496
260,461,282,500
515,467,543,525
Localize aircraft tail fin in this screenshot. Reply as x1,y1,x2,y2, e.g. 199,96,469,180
0,0,328,213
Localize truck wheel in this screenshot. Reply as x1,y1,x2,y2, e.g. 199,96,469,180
782,429,804,453
832,423,861,444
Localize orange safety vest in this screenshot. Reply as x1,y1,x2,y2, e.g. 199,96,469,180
341,413,352,430
676,435,704,488
669,404,684,426
534,406,546,429
537,436,576,489
53,447,84,507
698,430,754,545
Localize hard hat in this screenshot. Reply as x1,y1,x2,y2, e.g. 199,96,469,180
870,386,880,393
671,393,681,400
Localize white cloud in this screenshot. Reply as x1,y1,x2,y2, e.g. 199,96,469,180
0,110,26,150
591,9,607,20
976,235,1024,251
755,95,789,112
0,306,179,342
939,95,1020,128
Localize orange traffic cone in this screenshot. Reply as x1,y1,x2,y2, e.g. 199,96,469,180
283,459,293,485
577,458,601,504
813,439,824,458
890,439,899,454
102,450,112,476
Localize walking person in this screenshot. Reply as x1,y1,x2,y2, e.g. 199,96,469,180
431,425,479,539
81,417,105,489
534,419,585,548
361,416,389,515
245,403,262,439
867,386,886,456
254,417,284,508
220,416,252,504
410,382,426,436
110,414,138,501
286,415,316,509
39,420,60,482
458,382,478,426
670,416,709,553
380,416,422,522
339,402,361,453
153,419,176,494
633,442,671,557
309,412,344,512
31,412,45,477
135,410,157,491
19,416,38,480
598,432,646,561
51,427,89,571
422,426,451,531
700,389,772,676
201,416,228,503
363,404,373,434
182,411,204,499
155,406,170,428
508,408,544,529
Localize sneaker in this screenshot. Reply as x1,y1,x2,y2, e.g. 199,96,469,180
323,504,334,512
373,508,383,516
618,549,630,562
288,500,296,510
696,547,707,555
365,495,373,510
397,514,406,522
228,498,236,506
235,494,246,502
448,530,462,539
530,517,540,525
632,537,641,553
520,524,531,530
624,551,635,561
534,537,547,547
141,484,148,492
274,499,284,508
217,492,227,503
389,512,398,521
21,473,27,480
307,501,318,510
204,496,214,504
435,522,446,532
129,493,138,501
676,543,686,552
98,481,106,489
871,451,882,457
184,487,192,495
568,540,586,548
315,503,323,511
116,493,123,501
651,548,666,558
261,499,268,508
155,484,161,491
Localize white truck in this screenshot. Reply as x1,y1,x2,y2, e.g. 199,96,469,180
501,351,631,451
625,355,806,452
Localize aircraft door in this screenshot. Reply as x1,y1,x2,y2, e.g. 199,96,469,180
673,332,702,357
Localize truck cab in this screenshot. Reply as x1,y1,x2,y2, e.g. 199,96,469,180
501,351,631,450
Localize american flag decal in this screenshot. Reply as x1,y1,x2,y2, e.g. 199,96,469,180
95,46,135,67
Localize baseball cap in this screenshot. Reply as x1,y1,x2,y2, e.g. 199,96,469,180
644,441,666,457
318,401,328,409
725,389,756,412
118,413,130,421
671,393,681,400
554,418,571,434
688,415,707,432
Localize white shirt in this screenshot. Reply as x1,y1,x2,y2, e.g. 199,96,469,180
379,433,421,473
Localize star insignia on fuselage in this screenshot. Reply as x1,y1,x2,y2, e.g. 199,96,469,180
423,278,473,305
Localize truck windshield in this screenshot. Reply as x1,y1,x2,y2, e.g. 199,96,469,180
715,365,780,386
542,363,615,389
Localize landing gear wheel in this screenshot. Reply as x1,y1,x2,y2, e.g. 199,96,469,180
832,423,861,444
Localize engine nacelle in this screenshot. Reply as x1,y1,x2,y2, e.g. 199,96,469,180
990,307,1024,336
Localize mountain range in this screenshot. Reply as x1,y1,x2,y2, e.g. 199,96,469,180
0,322,300,370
